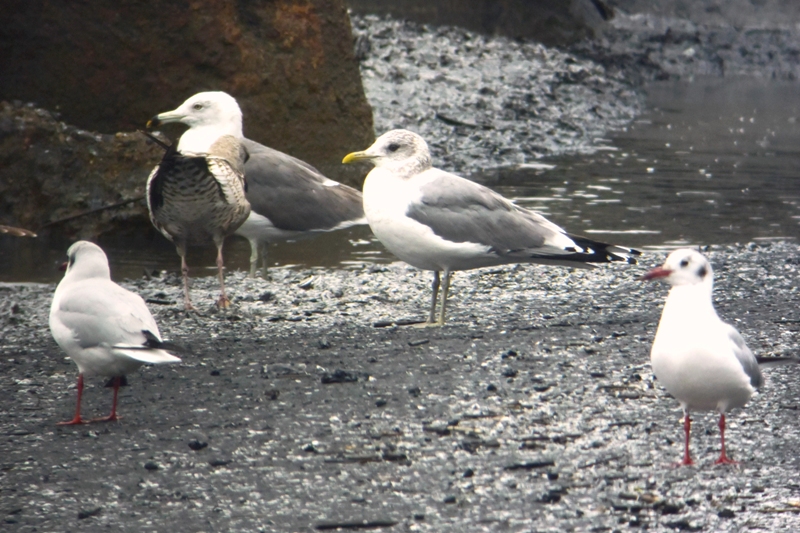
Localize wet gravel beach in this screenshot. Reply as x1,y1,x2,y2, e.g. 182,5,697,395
3,6,800,532
2,242,800,532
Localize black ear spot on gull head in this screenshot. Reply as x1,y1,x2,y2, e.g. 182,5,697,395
697,265,708,279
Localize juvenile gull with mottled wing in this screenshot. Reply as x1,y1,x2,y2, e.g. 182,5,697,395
147,91,251,309
343,129,640,326
49,241,181,425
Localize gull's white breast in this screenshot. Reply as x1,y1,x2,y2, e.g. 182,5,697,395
363,168,493,272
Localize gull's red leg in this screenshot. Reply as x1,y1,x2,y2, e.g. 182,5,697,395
57,373,85,425
679,412,694,466
714,413,739,465
91,376,122,423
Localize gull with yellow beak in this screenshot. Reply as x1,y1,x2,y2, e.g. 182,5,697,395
343,129,640,326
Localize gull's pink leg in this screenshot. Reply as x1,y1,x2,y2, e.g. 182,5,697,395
215,244,230,308
679,412,694,466
714,413,739,465
91,377,122,423
180,253,197,311
57,373,85,425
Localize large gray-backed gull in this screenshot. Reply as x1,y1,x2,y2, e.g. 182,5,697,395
343,129,640,326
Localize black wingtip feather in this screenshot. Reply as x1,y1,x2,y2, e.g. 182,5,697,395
142,330,188,354
557,235,641,265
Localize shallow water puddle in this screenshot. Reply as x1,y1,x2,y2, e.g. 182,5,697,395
2,77,798,282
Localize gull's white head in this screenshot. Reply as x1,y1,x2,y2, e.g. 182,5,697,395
61,241,111,282
342,129,432,176
641,248,713,287
148,91,243,153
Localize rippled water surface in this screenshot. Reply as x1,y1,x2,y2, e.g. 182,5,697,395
2,77,799,282
490,77,800,252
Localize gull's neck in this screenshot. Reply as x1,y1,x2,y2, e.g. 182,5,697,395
660,279,717,328
62,263,111,286
177,120,243,155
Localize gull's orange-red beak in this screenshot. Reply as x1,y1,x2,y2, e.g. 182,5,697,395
639,266,671,281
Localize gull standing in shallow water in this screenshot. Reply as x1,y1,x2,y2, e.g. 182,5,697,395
147,91,251,309
642,248,796,465
49,241,181,425
343,129,640,326
235,139,365,278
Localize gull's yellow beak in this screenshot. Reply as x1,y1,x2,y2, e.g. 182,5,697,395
146,109,184,129
342,150,373,164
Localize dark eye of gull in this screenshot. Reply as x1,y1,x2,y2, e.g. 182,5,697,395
192,103,204,110
387,143,400,153
680,258,690,268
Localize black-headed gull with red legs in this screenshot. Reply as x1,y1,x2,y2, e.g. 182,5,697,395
643,248,796,465
49,241,181,425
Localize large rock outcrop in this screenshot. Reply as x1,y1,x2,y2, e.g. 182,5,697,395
0,102,160,239
0,0,373,187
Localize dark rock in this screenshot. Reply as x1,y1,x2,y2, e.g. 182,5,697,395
657,501,684,515
265,389,281,400
208,459,231,467
77,507,102,519
501,367,518,378
443,495,457,504
0,102,159,238
258,292,274,303
463,468,474,478
321,369,359,384
718,508,735,518
664,519,703,531
144,461,160,471
381,450,408,462
188,440,208,451
375,399,388,407
504,460,556,471
0,0,373,186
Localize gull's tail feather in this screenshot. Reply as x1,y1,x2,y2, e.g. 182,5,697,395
113,347,182,365
756,356,800,367
546,234,642,265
